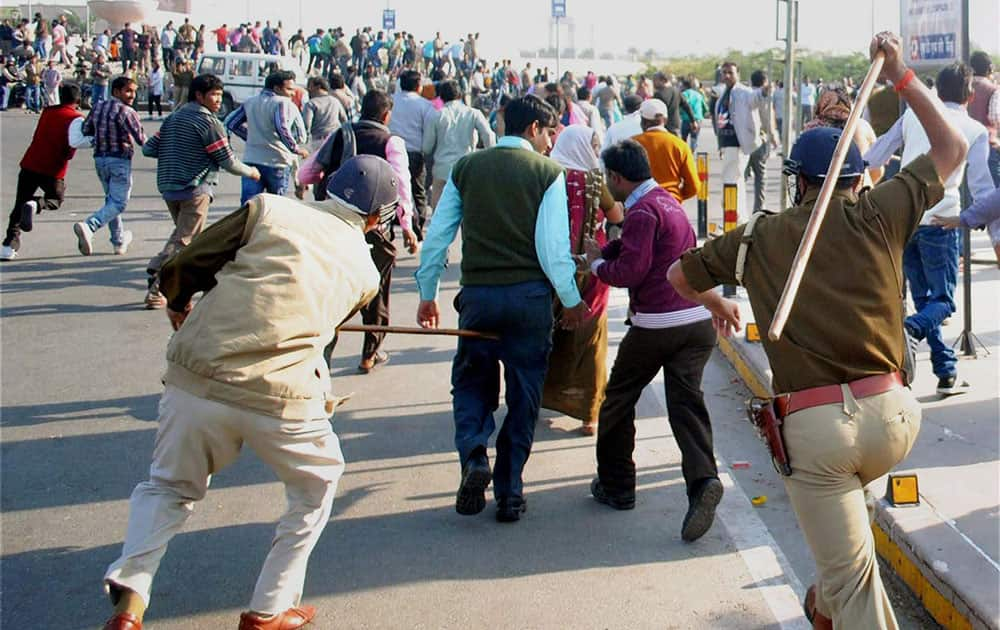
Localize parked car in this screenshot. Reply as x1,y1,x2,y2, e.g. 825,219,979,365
195,51,306,117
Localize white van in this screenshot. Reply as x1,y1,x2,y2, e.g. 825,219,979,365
195,51,307,117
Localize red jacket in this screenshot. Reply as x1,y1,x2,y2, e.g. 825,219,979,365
20,104,83,179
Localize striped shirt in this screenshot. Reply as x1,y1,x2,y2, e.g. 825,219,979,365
82,96,146,159
143,102,255,196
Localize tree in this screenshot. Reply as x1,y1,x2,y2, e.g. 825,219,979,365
646,48,891,86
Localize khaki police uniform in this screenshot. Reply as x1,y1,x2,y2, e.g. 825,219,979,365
680,154,945,629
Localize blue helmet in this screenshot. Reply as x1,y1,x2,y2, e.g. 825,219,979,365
326,155,399,224
783,127,866,180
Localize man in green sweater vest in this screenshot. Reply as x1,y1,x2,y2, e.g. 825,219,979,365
415,95,587,523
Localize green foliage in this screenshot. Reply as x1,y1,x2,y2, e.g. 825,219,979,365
644,48,877,84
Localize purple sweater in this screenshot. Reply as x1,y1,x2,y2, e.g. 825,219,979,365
595,186,700,314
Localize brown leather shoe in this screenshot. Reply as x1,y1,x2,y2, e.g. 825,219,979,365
803,585,833,630
103,612,142,630
238,605,316,630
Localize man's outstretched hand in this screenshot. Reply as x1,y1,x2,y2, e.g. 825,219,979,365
417,299,440,329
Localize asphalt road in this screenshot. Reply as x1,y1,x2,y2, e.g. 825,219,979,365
0,108,939,629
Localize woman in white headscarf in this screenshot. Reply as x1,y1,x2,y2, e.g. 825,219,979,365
542,124,624,435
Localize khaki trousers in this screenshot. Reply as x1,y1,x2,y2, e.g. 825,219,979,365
146,194,212,276
104,385,345,614
782,386,921,630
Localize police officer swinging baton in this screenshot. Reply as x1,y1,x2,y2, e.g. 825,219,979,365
768,50,886,342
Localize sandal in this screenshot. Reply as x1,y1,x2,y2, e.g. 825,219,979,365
358,351,390,374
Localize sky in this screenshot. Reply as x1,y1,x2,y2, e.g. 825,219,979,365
178,0,999,57
5,0,996,57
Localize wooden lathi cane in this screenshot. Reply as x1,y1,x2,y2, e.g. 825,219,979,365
338,324,500,341
767,51,885,342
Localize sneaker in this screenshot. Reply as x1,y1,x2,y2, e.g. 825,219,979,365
0,245,17,261
73,221,94,255
144,289,167,309
936,375,970,396
20,200,37,232
113,230,134,255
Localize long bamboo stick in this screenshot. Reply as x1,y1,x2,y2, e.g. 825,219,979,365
338,324,500,341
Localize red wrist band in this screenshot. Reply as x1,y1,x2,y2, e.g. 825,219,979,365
894,68,916,93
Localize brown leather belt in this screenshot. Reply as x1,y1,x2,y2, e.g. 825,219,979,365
775,372,905,417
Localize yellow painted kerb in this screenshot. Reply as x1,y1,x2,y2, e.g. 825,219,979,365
716,335,771,399
872,524,974,630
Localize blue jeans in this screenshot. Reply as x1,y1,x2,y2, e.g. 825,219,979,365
25,85,40,112
91,83,108,107
681,120,699,152
903,226,960,378
86,156,132,245
451,280,554,501
241,163,290,205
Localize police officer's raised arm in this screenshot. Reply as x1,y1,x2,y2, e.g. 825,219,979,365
871,32,967,180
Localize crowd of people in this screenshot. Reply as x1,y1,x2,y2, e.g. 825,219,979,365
1,12,999,630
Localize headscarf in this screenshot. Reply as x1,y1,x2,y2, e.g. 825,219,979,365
804,87,852,130
549,124,600,172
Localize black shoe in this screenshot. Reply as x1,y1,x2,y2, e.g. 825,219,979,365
936,375,970,396
495,497,526,523
20,200,36,232
681,478,723,542
455,456,491,515
590,477,635,510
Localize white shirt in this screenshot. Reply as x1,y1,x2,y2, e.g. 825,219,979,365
68,117,93,149
148,69,164,96
602,111,643,152
800,83,816,107
161,27,176,48
864,102,993,223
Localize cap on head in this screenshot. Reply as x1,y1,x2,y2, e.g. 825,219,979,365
783,127,865,180
639,98,668,120
326,155,399,224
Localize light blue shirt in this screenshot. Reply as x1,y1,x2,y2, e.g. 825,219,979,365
415,135,582,308
625,179,659,209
